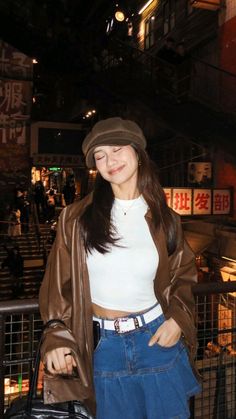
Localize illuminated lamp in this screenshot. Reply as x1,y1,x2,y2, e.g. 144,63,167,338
222,256,236,264
138,0,154,15
115,10,125,22
190,0,220,11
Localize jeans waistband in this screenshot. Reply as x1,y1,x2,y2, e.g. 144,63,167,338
93,303,163,334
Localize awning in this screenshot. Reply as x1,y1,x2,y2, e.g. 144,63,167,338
184,231,214,255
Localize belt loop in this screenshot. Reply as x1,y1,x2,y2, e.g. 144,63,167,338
100,319,106,337
139,314,145,327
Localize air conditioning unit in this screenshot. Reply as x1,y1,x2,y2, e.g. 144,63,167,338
190,0,221,11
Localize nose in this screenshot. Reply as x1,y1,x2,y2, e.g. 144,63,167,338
106,152,117,167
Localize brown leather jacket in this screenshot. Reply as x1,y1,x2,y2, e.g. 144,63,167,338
39,193,198,415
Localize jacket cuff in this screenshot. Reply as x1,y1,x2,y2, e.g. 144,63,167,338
164,297,197,356
40,325,89,387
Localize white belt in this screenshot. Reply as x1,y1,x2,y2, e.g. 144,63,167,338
93,304,163,334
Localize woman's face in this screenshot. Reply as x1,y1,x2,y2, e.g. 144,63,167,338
94,145,139,189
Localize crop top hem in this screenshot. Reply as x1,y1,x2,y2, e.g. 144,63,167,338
91,297,159,313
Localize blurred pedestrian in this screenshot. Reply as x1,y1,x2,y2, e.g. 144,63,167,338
21,190,30,234
7,206,21,237
62,179,76,206
46,189,56,222
34,181,47,221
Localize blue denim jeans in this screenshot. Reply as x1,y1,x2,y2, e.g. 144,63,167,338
93,313,201,419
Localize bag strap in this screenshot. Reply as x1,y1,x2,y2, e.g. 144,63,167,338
26,319,76,414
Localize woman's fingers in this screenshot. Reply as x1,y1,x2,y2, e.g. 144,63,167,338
148,318,182,347
45,347,76,375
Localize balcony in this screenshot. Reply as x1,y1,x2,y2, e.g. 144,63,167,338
0,280,236,418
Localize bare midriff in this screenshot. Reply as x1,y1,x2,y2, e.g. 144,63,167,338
92,303,146,319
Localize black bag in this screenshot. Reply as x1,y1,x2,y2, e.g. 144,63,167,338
4,320,94,418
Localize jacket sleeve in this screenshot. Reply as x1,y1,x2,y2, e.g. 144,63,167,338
39,206,72,327
164,213,198,353
38,207,88,382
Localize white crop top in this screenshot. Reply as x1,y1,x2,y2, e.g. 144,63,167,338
87,196,159,312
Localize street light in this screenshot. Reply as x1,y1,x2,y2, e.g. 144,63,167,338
115,10,125,22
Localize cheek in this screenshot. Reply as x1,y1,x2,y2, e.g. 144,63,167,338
95,162,109,180
129,157,139,172
95,160,104,172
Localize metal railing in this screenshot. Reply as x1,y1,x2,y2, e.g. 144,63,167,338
0,281,236,417
100,38,236,116
0,299,42,415
190,57,236,117
193,281,236,418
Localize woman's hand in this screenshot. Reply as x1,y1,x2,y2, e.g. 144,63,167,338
44,347,77,375
148,317,182,347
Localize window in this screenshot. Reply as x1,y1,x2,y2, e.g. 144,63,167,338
144,15,155,49
163,0,176,35
163,2,170,35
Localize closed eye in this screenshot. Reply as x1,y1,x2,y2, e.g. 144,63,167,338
94,154,105,161
113,147,122,153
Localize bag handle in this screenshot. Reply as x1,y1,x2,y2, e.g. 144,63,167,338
26,319,76,414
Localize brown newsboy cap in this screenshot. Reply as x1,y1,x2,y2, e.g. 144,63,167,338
82,117,147,168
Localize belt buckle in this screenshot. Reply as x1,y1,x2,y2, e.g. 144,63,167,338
114,317,139,333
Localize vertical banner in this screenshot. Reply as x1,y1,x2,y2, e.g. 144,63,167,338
0,40,32,193
0,80,32,145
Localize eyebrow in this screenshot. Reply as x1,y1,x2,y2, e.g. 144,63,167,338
94,145,122,154
93,149,104,155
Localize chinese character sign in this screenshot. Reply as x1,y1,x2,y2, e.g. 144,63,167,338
0,80,31,145
0,41,32,177
193,189,211,215
0,41,32,146
163,187,231,216
0,40,32,79
163,188,171,207
172,188,192,215
32,154,84,167
213,189,231,214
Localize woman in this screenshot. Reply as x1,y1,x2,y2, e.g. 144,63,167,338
39,117,201,418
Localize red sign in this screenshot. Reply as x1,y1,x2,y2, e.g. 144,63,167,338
172,188,192,215
193,189,211,215
164,188,231,216
213,189,231,215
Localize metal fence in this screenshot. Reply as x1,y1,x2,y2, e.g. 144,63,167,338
0,299,42,415
193,281,236,419
0,281,236,417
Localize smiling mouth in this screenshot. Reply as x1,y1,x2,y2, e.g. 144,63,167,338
108,165,124,175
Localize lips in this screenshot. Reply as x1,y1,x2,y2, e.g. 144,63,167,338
108,165,125,175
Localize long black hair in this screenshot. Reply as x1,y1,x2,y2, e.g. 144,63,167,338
80,147,177,255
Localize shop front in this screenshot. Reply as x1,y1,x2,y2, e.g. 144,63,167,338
31,153,88,207
30,121,90,206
